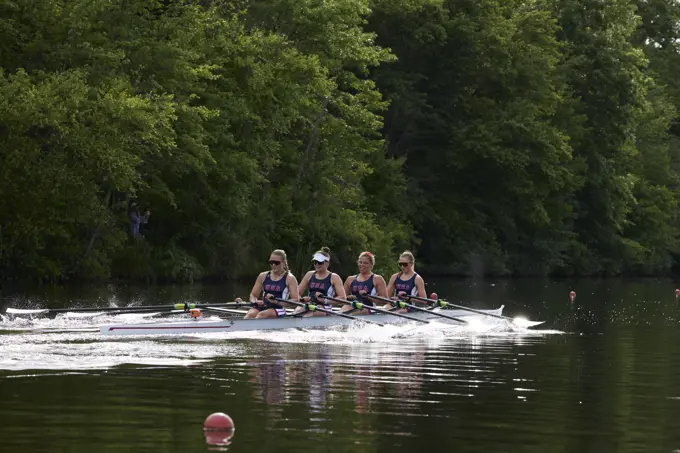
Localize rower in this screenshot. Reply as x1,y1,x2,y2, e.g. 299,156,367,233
244,249,300,319
296,247,346,317
383,250,427,314
342,251,388,315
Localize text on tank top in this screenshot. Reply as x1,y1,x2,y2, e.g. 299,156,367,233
349,274,376,306
263,271,290,300
308,273,335,301
394,272,419,297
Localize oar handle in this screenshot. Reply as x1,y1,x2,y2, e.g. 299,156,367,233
367,294,427,306
326,296,373,310
324,295,382,312
324,295,429,324
276,298,384,326
368,294,402,305
369,294,422,309
247,296,294,310
324,294,381,310
405,295,440,305
323,295,352,305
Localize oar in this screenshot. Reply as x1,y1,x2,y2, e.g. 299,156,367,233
323,295,430,324
406,295,544,328
368,295,466,324
273,298,385,326
65,308,187,318
203,307,250,315
4,302,249,316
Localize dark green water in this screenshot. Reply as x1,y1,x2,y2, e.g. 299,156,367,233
2,278,680,453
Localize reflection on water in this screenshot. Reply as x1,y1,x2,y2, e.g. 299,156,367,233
251,359,286,406
240,335,557,432
245,345,430,417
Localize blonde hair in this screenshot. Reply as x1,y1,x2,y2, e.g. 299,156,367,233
316,246,331,260
358,251,375,266
400,250,415,266
271,249,289,272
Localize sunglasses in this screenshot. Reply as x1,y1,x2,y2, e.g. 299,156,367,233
312,260,326,266
268,260,281,266
398,262,410,267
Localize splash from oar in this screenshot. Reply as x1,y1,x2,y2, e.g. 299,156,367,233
368,295,466,324
406,295,545,328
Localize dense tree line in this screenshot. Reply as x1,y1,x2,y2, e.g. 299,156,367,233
0,0,679,281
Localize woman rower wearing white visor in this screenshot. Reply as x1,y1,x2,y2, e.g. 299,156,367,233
297,247,346,317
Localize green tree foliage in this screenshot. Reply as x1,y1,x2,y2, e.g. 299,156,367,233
0,68,177,280
236,0,412,276
370,0,574,275
371,0,680,276
0,0,407,281
627,0,680,274
2,0,680,281
554,0,651,274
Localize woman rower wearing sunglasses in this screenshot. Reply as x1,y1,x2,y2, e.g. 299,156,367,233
383,250,427,313
342,251,388,315
244,249,300,319
296,247,346,317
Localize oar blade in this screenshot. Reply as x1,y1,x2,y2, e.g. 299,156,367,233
511,317,545,329
115,311,171,319
6,308,50,315
61,311,107,318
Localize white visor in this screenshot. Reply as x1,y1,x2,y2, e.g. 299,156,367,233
312,253,329,262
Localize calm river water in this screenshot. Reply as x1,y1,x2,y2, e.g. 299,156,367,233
2,278,680,453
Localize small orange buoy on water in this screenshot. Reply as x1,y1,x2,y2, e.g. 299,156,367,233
569,291,576,303
190,308,201,320
204,412,234,430
204,412,235,447
430,293,438,301
675,289,680,299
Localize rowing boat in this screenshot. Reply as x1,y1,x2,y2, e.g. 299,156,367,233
99,306,504,336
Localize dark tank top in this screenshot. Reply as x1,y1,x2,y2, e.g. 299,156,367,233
394,273,418,297
262,271,289,300
308,273,334,301
349,274,376,306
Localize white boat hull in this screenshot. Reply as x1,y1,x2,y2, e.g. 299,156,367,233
99,307,504,336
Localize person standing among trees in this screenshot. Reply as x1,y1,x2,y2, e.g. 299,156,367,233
128,202,151,239
128,202,141,238
139,206,151,236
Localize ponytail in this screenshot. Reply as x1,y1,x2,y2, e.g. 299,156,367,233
400,251,415,269
272,249,289,272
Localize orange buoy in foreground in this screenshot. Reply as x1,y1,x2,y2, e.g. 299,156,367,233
204,412,235,447
430,293,438,301
204,412,234,431
569,291,576,302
